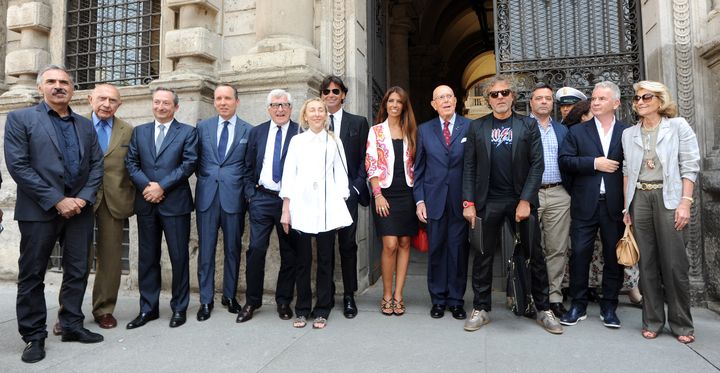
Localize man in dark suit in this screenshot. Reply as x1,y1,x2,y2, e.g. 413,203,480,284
237,89,299,323
529,83,572,318
4,65,105,363
195,84,252,321
461,75,562,334
414,84,470,320
125,87,198,329
319,75,369,318
52,83,135,335
558,81,628,328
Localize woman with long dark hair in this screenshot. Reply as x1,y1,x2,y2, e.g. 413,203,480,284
365,86,418,316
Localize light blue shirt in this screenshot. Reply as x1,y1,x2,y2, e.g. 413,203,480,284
217,115,237,158
439,113,456,134
92,111,113,150
532,115,562,185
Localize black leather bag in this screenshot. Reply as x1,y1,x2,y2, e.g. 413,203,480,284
506,223,535,318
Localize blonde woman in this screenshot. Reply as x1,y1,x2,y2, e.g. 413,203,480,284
622,80,700,343
280,98,352,329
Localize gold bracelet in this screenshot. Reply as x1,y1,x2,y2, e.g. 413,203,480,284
681,196,694,203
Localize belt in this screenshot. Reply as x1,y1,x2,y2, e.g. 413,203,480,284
256,184,279,196
636,182,663,191
540,182,562,189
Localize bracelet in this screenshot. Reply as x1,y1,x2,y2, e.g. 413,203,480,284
622,209,628,214
681,196,694,203
374,193,383,199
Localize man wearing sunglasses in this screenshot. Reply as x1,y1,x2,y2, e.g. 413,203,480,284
558,81,628,329
239,89,299,323
461,75,562,334
319,76,370,319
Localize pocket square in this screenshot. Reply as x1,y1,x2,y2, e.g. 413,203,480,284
239,139,248,143
461,137,467,143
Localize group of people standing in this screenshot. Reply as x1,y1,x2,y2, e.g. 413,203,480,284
3,64,700,364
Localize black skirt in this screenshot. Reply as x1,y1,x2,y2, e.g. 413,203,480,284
372,139,418,237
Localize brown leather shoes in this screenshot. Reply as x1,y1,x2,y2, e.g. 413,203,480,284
95,314,118,329
52,322,63,336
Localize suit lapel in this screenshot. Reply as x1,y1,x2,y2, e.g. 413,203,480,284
511,114,520,161
210,116,220,162
157,120,181,157
449,116,464,146
608,121,624,156
224,116,247,163
37,105,61,152
339,114,350,142
256,122,269,169
430,118,446,148
71,113,86,160
584,121,604,155
105,118,127,157
281,121,297,159
482,116,492,160
656,118,671,145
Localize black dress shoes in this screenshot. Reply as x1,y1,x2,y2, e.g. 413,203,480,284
221,296,242,314
277,303,293,320
21,340,45,363
430,304,445,319
448,306,467,320
237,304,258,323
343,295,358,319
126,312,159,329
550,302,568,318
169,311,187,328
61,327,104,343
196,303,214,321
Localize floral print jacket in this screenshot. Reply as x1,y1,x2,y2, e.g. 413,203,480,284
365,120,414,188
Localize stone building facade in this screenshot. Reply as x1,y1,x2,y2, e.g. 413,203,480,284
0,0,718,310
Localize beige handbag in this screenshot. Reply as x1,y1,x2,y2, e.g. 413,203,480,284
616,224,640,266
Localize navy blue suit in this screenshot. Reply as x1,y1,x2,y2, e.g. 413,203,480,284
125,119,198,314
195,115,251,305
4,102,103,342
558,118,628,310
414,115,470,307
242,120,299,308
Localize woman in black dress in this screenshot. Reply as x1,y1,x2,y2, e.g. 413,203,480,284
365,86,418,316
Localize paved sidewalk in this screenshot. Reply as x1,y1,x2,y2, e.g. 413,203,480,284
0,254,719,372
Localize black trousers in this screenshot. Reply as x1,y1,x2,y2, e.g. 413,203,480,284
246,191,297,307
569,198,623,311
136,210,191,314
295,230,335,318
471,199,550,312
17,207,94,342
335,195,359,296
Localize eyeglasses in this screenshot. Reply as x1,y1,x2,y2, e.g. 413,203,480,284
488,89,511,99
269,103,291,109
321,88,342,96
433,94,455,101
632,93,655,103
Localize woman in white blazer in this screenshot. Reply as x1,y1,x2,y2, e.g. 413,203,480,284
280,98,352,329
365,86,418,316
621,80,700,343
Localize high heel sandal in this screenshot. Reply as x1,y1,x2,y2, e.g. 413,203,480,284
393,298,406,316
381,298,394,316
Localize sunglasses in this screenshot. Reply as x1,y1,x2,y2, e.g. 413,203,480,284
488,89,511,99
632,93,655,103
322,88,342,95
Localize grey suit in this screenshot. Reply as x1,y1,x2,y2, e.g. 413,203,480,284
4,102,103,342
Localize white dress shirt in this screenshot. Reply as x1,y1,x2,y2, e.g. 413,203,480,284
259,120,290,191
329,108,343,135
216,115,236,158
594,116,616,194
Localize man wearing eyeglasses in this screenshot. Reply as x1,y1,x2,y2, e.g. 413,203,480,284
414,85,470,320
558,81,628,329
529,83,572,318
461,75,562,334
319,76,369,319
238,89,299,323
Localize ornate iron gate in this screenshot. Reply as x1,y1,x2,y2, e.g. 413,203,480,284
494,0,643,122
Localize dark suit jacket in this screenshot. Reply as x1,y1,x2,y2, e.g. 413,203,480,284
338,111,370,206
414,115,470,219
125,119,198,216
4,103,104,221
195,115,251,214
558,118,628,220
87,114,135,219
462,112,544,210
243,120,299,200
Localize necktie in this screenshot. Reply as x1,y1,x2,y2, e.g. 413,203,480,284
443,121,451,146
156,124,165,155
97,120,109,153
329,114,335,132
272,125,282,183
218,121,229,162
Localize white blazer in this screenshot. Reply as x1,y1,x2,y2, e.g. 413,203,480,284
622,116,700,210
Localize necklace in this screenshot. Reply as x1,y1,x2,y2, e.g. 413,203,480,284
641,125,658,169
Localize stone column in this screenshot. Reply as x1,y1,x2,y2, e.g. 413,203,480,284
164,0,221,78
388,1,413,89
254,0,315,53
2,1,51,98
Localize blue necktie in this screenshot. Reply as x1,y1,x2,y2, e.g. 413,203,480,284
272,125,282,183
97,120,109,153
217,120,229,162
